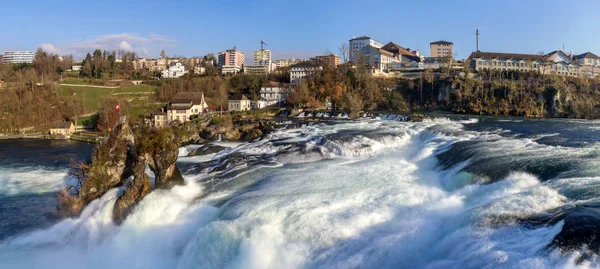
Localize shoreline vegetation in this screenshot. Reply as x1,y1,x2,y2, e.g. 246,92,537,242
3,49,600,136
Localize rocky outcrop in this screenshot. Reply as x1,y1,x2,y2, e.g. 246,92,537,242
113,172,151,224
58,121,187,223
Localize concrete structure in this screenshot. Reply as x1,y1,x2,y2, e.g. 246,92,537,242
356,45,398,71
290,62,323,84
221,65,242,74
349,36,385,62
468,51,581,77
161,62,187,78
253,49,272,72
228,94,251,111
2,51,34,64
244,65,269,76
275,58,299,69
469,51,545,73
218,47,245,75
430,41,453,58
50,121,75,135
154,92,208,126
422,57,453,69
260,81,289,107
311,54,341,66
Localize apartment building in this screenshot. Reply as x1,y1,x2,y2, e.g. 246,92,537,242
349,36,385,62
468,51,581,77
218,47,245,74
253,49,272,72
290,61,323,84
311,54,341,67
574,52,600,77
2,51,34,64
430,41,453,58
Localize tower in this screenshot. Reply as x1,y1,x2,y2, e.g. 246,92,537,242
476,29,480,52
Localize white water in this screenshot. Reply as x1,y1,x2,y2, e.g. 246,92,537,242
0,167,67,197
0,119,592,268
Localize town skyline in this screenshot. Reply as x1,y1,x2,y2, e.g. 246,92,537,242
2,0,600,62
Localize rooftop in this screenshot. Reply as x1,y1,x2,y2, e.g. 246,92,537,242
431,40,453,45
263,81,282,87
469,51,545,61
574,52,600,60
170,92,205,105
290,61,322,68
349,36,372,41
229,93,250,101
51,121,72,129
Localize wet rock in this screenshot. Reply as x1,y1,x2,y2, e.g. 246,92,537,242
113,172,152,225
241,128,263,141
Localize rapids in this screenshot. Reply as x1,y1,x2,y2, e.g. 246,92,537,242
2,117,600,268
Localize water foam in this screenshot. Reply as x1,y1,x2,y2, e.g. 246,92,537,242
0,118,593,268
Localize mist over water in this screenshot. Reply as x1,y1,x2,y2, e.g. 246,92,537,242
2,117,600,268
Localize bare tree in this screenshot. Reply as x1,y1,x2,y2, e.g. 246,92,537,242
338,43,349,63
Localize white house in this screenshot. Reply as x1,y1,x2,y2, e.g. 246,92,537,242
161,62,187,78
153,92,208,126
259,81,289,108
290,62,323,84
348,36,385,62
72,65,82,71
228,94,251,111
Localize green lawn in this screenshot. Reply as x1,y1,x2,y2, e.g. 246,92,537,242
116,84,157,93
59,84,161,117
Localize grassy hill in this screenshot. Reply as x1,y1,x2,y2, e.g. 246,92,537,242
59,83,162,117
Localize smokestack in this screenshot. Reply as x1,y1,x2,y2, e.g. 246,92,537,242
476,29,480,52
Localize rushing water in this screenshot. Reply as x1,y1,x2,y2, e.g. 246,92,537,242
2,117,600,268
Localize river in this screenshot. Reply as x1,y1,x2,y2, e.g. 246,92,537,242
1,116,600,268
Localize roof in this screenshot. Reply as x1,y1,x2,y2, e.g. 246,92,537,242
349,36,372,41
361,45,394,58
51,121,72,129
290,61,322,68
170,92,205,105
381,42,407,54
431,40,453,45
169,103,193,110
263,81,282,87
229,94,250,101
469,51,545,61
573,52,600,60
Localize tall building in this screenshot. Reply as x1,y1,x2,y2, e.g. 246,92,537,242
311,54,341,66
430,41,453,58
349,36,385,63
253,49,272,72
2,51,34,64
290,62,323,84
218,47,245,74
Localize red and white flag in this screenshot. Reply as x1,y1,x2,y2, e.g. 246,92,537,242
115,104,120,110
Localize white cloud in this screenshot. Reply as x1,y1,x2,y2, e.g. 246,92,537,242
119,41,133,51
41,43,61,54
41,32,177,59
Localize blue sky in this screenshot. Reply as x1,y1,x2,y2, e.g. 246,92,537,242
2,0,599,62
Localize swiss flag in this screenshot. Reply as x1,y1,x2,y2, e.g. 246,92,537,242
115,104,121,110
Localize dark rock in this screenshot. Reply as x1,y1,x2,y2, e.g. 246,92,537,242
113,172,152,225
241,128,263,141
